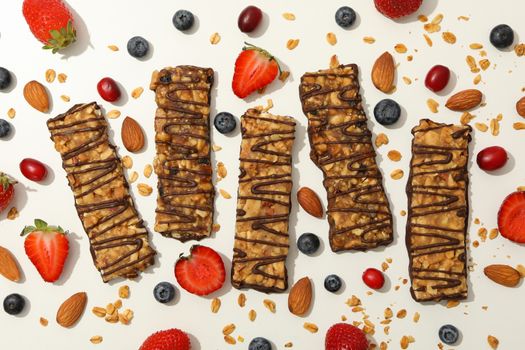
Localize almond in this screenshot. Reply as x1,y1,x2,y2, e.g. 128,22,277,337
484,264,521,287
23,80,50,113
445,89,483,111
516,96,525,117
297,187,323,218
288,277,312,316
56,292,87,328
0,245,21,282
371,51,395,93
121,116,145,153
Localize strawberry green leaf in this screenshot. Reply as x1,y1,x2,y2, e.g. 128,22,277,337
21,226,36,236
34,219,48,230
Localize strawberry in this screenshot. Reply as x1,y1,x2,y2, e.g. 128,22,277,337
498,191,525,243
232,43,280,98
175,245,225,296
22,219,69,282
22,0,76,53
139,328,190,350
0,173,15,213
325,323,368,350
374,0,423,19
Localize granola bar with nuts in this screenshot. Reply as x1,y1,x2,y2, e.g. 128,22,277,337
47,102,156,282
150,66,215,241
232,107,295,293
299,64,393,251
406,119,471,302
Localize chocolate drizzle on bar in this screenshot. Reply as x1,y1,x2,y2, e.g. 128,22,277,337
232,108,295,293
150,66,215,242
406,119,471,302
299,64,393,251
47,102,156,282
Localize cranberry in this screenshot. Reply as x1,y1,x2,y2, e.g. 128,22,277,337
477,146,508,171
238,6,263,33
97,77,121,102
20,158,47,182
425,65,450,92
362,268,385,289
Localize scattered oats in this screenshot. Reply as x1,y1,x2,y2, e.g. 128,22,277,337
475,122,489,132
90,336,103,344
396,309,407,319
326,32,337,46
303,322,318,333
39,317,48,326
285,342,293,348
217,161,227,179
107,109,121,119
57,73,67,83
105,312,118,323
211,298,221,313
341,315,347,321
263,299,276,313
238,336,244,343
386,257,393,263
129,171,138,183
460,112,475,125
387,150,402,162
474,218,480,224
395,44,408,53
6,207,18,220
279,71,290,82
224,335,236,345
446,300,460,308
423,34,433,47
286,39,300,50
400,335,415,349
515,43,525,57
487,335,499,349
60,95,70,102
402,278,408,284
424,23,440,33
380,341,388,350
212,144,222,152
113,299,123,310
92,307,107,318
143,164,153,178
407,55,413,61
496,114,503,121
219,189,232,199
363,325,375,335
248,309,257,321
131,87,144,99
352,306,364,312
282,12,296,20
479,59,491,71
122,156,133,169
489,228,499,240
458,16,470,21
427,98,439,113
330,54,340,69
470,43,483,49
366,291,373,296
473,74,482,85
118,312,131,325
375,133,389,147
432,13,444,24
137,183,153,196
418,15,428,22
346,295,361,307
516,264,525,278
518,186,525,191
384,307,393,319
384,326,390,335
478,227,488,241
222,324,236,335
402,76,412,85
238,293,246,307
107,45,119,51
257,86,267,94
210,32,221,45
45,69,56,83
472,240,479,248
400,210,407,216
466,55,480,73
482,305,489,311
212,223,221,233
413,312,420,323
442,32,456,44
381,262,389,272
513,122,525,130
106,303,116,315
363,36,376,44
7,108,16,119
353,321,362,327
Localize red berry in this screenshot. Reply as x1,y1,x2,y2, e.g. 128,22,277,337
139,328,190,350
238,6,263,33
97,77,121,102
425,65,450,92
476,146,508,171
20,158,47,182
374,0,423,19
498,191,525,243
0,173,15,213
325,323,368,350
362,268,385,289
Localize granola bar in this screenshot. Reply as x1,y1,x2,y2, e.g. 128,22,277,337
299,64,393,251
47,102,156,282
149,66,215,242
232,107,295,293
406,119,471,302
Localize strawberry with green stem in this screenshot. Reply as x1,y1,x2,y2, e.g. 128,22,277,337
22,219,69,282
0,173,16,213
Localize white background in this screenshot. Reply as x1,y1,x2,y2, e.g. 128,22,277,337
1,0,525,349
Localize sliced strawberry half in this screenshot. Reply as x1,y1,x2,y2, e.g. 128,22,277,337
374,0,423,19
498,191,525,243
0,172,15,213
139,328,190,350
175,245,225,296
232,42,280,98
325,323,369,350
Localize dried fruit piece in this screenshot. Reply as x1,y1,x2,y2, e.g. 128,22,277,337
288,277,312,316
56,292,87,328
121,116,145,153
484,264,521,287
445,89,483,111
23,80,50,112
516,97,525,117
371,52,395,93
0,246,21,282
297,187,323,218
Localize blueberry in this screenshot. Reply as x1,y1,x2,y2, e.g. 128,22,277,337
159,74,172,84
490,24,514,49
173,10,195,31
153,282,176,303
335,6,356,28
249,337,272,350
374,99,401,126
0,67,12,90
3,294,25,315
297,233,320,255
439,324,460,345
214,112,236,134
324,274,342,293
0,119,11,139
127,36,149,58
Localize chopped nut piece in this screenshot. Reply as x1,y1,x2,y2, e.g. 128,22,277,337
129,171,138,183
475,122,489,132
390,169,404,180
470,43,483,49
131,87,144,99
7,108,16,119
137,183,153,196
282,12,296,20
217,161,227,179
326,32,337,46
381,262,389,271
395,44,408,53
515,43,525,57
478,227,488,241
407,55,413,61
222,323,236,335
248,309,257,321
39,317,48,326
107,109,121,119
60,95,70,102
210,32,221,45
90,336,103,344
122,156,133,169
387,150,402,162
143,164,153,178
107,45,119,51
219,189,231,199
442,32,456,44
285,342,293,348
363,36,376,44
263,299,276,313
303,322,318,333
57,73,67,83
489,228,499,240
384,307,393,319
402,76,412,85
375,133,389,147
396,309,407,318
211,298,221,313
279,71,290,82
346,295,361,307
330,54,340,69
423,34,433,47
446,300,460,308
413,312,420,323
460,112,475,125
427,98,439,113
238,293,246,308
45,69,56,83
6,207,18,220
487,335,499,349
224,335,236,345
